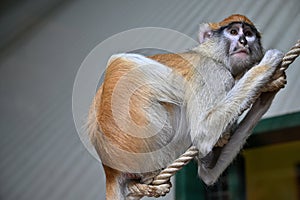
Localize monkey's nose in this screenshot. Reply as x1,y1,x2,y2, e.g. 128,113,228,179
239,36,247,46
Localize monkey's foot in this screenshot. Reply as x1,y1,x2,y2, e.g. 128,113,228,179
215,132,230,147
127,181,172,199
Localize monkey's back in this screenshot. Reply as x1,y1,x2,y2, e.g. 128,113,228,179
90,53,195,173
89,51,236,173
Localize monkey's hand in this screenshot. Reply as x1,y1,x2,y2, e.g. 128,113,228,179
256,49,285,92
261,70,287,92
259,49,284,66
237,49,283,113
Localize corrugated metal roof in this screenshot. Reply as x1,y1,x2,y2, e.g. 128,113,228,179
0,0,299,200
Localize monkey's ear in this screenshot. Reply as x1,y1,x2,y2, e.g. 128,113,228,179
198,23,213,44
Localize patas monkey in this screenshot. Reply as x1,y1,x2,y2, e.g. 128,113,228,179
88,14,286,199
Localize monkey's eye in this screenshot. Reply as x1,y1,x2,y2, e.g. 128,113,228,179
244,31,254,37
229,29,238,36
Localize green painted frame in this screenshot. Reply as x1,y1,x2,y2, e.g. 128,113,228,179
175,111,300,200
253,112,300,134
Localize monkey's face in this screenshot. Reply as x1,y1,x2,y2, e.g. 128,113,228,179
223,23,264,76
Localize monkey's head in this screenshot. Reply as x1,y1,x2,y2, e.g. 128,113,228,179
198,14,264,77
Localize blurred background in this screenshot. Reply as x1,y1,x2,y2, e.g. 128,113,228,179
0,0,299,200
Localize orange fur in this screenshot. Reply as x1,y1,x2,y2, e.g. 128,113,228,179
96,57,150,153
103,165,122,198
209,14,255,30
149,52,198,80
94,53,199,153
92,53,199,197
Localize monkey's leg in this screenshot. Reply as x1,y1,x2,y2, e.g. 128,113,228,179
102,165,127,200
198,92,276,185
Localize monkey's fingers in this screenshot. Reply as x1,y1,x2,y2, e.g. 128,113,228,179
261,73,287,92
214,132,230,147
272,64,286,79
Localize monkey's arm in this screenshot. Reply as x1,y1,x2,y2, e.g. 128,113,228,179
198,69,286,185
191,50,283,157
198,92,276,185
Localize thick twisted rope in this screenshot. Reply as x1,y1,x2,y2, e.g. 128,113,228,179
126,146,198,199
151,146,199,185
281,40,300,69
127,40,300,199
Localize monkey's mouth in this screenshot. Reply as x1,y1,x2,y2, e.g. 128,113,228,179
231,48,250,56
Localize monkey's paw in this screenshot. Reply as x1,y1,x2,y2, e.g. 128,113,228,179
260,49,284,69
261,71,287,92
127,181,171,198
252,49,284,85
